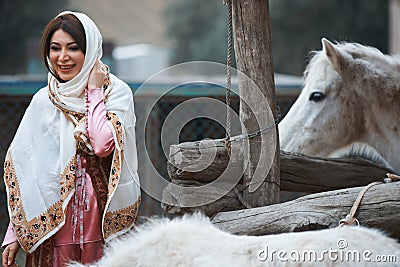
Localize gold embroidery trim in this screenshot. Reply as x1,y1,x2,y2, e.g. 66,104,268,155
4,149,76,252
103,197,141,240
103,112,139,239
106,112,124,196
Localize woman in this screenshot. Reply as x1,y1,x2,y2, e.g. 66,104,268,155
1,11,140,266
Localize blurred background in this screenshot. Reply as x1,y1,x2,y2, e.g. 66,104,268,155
0,0,397,258
0,0,394,77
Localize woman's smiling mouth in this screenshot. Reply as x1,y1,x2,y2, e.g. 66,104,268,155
59,65,74,71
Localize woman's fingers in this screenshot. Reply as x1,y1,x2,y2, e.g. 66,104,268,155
2,245,9,267
88,60,106,89
2,245,13,267
2,242,20,267
95,59,105,72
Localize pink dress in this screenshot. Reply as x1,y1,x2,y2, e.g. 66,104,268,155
2,88,115,266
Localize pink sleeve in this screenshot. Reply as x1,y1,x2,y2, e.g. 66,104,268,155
2,222,17,248
86,88,115,157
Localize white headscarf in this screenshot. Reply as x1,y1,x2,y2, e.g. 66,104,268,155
48,11,103,112
3,11,140,253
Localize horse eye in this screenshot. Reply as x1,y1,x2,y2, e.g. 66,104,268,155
309,91,326,102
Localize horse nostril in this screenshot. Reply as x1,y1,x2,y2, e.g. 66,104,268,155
309,91,326,102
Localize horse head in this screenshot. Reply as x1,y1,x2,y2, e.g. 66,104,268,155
279,38,400,173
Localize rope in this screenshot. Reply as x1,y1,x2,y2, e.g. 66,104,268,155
339,181,382,226
222,0,280,148
384,172,400,183
224,0,233,156
233,187,252,209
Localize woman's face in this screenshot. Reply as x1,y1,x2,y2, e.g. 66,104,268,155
49,29,85,82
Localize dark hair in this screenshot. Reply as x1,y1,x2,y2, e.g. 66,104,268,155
40,14,86,79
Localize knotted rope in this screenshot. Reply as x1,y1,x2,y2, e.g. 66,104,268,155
339,173,400,227
338,181,382,226
223,0,233,156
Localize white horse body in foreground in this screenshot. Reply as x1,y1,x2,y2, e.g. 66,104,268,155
279,38,400,173
70,214,400,267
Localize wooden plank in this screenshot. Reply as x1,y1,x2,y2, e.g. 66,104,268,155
279,151,390,192
161,180,246,217
211,182,400,240
168,139,391,193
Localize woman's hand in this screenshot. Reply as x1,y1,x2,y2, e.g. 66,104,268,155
88,60,106,90
2,242,20,267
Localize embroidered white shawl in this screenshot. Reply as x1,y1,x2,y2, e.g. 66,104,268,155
3,11,140,253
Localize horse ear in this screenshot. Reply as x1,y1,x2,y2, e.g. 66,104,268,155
322,38,347,73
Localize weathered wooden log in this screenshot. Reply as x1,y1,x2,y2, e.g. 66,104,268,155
161,180,246,217
168,139,391,193
211,182,400,240
280,152,391,192
168,139,242,183
232,0,280,207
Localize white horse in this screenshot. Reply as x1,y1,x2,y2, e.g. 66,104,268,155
279,38,400,173
69,213,400,267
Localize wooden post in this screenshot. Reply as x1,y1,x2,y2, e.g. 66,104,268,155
232,0,280,207
389,0,400,54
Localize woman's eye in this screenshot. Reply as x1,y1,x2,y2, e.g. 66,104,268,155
309,91,326,102
50,46,60,51
69,46,81,51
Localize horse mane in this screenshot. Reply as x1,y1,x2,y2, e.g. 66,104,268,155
67,213,213,267
92,213,214,266
329,142,394,171
105,212,213,249
306,41,400,76
68,212,400,267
